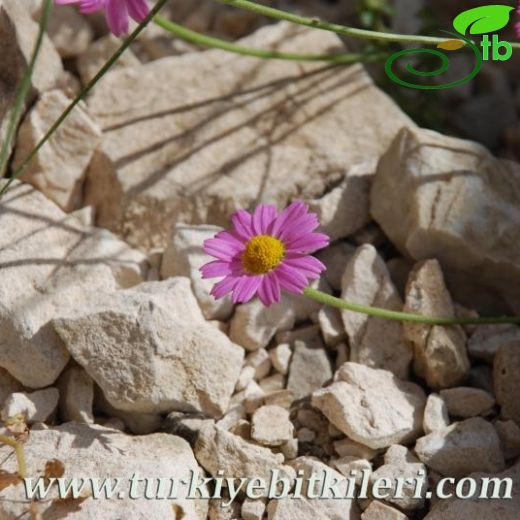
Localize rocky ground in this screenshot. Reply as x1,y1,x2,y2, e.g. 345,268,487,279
0,0,519,519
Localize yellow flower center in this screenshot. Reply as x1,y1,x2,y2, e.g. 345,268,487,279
242,235,285,274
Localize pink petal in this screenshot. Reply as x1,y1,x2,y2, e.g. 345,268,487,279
274,264,308,293
284,255,326,279
252,204,278,235
214,230,246,250
200,260,231,279
257,273,281,306
285,232,329,254
231,209,255,240
271,201,307,238
126,0,149,22
211,276,239,299
203,236,243,261
232,275,262,304
105,0,129,36
79,0,105,13
278,213,319,242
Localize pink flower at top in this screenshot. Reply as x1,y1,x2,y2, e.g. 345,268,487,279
200,201,329,306
55,0,150,37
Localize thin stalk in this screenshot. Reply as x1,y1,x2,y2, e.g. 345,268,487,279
0,0,53,179
0,0,170,199
304,287,520,326
155,16,388,63
0,434,27,479
213,0,520,49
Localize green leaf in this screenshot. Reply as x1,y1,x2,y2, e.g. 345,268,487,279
453,5,514,35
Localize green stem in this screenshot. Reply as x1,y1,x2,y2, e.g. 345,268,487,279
304,287,520,326
213,0,520,50
0,0,170,199
155,16,388,63
0,0,52,180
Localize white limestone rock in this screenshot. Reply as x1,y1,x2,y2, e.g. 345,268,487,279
14,90,101,211
1,387,59,424
0,0,62,151
468,324,520,362
85,22,414,250
0,422,208,519
341,245,412,379
0,182,118,388
371,126,520,314
57,365,94,423
423,393,450,434
415,417,504,477
307,161,375,241
312,363,426,449
287,340,332,399
403,259,470,389
251,405,294,446
53,278,244,417
439,387,495,418
161,223,233,320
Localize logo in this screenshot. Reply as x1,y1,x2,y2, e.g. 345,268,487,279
385,4,516,89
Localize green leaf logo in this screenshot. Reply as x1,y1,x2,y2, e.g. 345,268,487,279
453,5,514,35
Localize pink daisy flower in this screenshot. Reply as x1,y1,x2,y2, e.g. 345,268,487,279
55,0,150,37
200,201,329,306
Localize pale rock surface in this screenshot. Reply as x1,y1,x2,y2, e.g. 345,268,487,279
229,298,295,351
424,461,520,519
333,438,378,460
361,501,408,520
415,417,504,477
468,324,520,362
318,305,347,347
14,90,101,212
423,393,450,434
161,223,233,320
68,225,149,288
307,161,375,241
269,343,292,375
95,390,162,435
332,456,372,482
495,420,520,459
195,422,294,486
77,34,141,84
0,0,62,150
312,363,426,449
1,387,58,423
439,387,494,418
341,245,412,379
403,259,470,389
245,349,271,380
370,446,426,510
0,368,22,408
371,126,520,314
57,365,94,423
0,182,118,388
46,4,93,58
0,422,208,519
244,389,294,415
85,22,413,250
287,340,332,399
259,373,285,393
241,498,266,520
316,241,356,291
494,342,520,424
284,457,360,519
251,405,294,446
53,278,243,417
